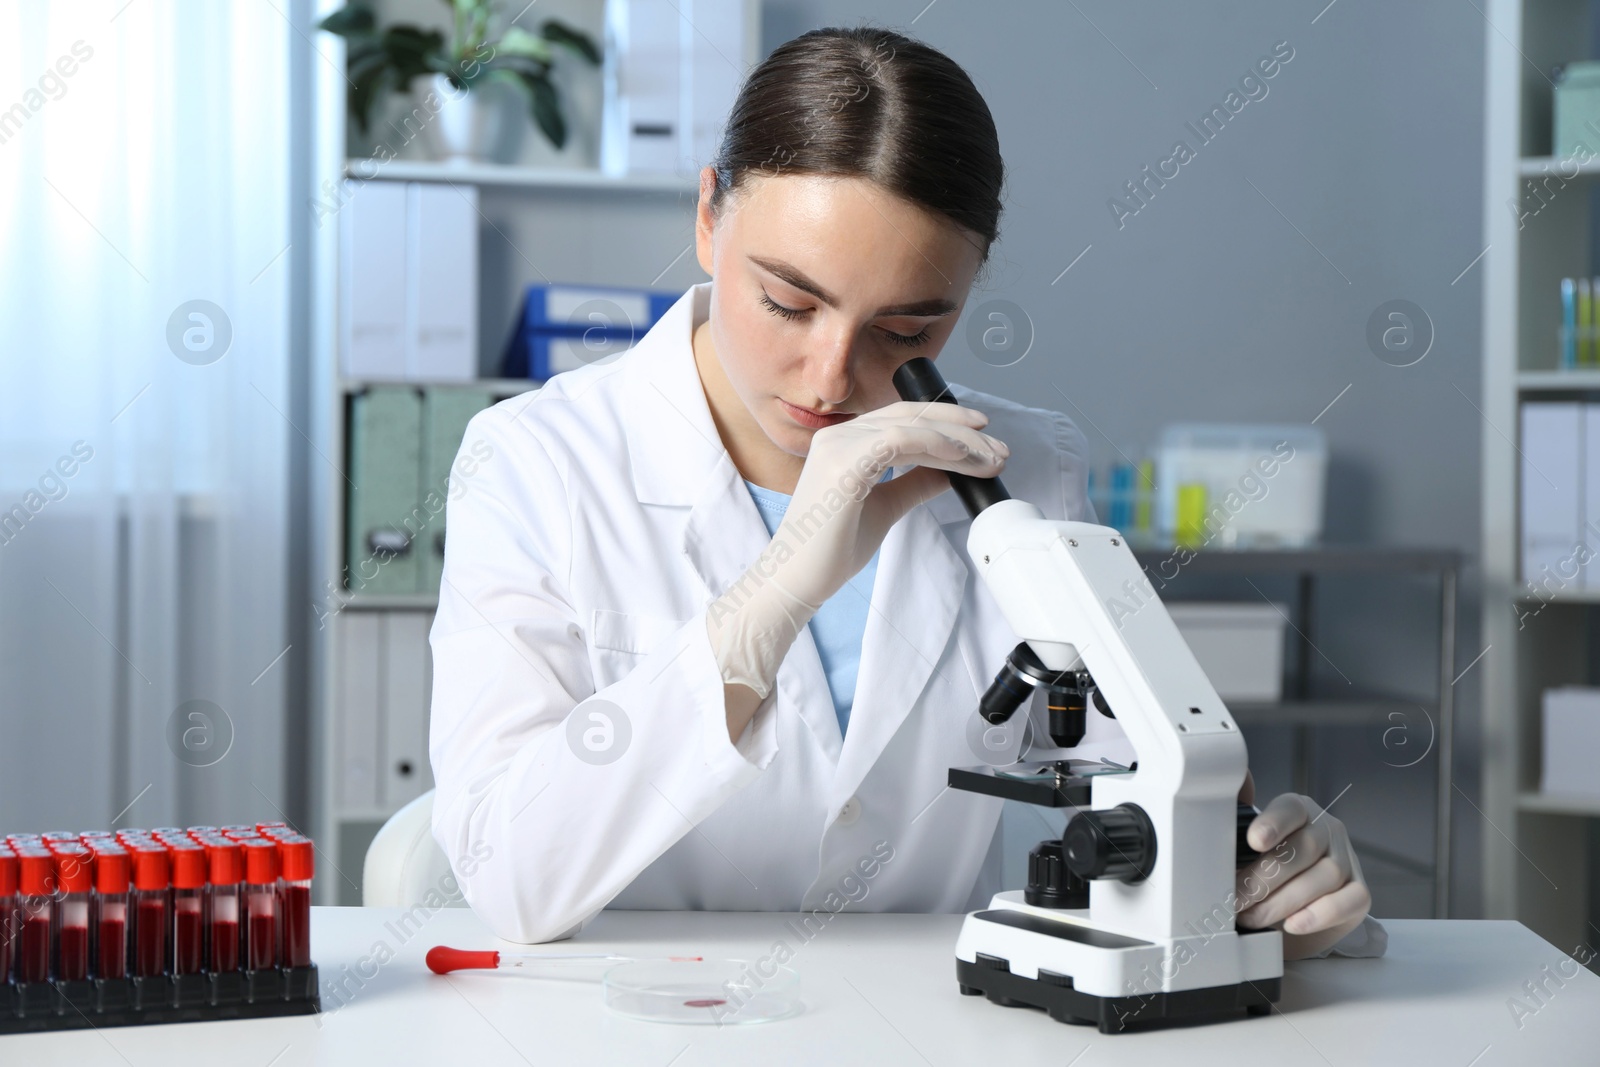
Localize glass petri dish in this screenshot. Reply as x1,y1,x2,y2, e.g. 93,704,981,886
603,958,802,1025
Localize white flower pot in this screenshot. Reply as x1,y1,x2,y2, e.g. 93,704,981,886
417,73,501,163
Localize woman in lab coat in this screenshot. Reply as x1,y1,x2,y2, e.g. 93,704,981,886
428,26,1383,961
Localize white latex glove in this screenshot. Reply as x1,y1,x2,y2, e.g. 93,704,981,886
706,400,1008,699
1235,792,1375,960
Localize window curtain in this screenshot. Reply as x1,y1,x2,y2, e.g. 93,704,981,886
0,1,296,831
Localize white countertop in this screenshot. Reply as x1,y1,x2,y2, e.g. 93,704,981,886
6,907,1598,1064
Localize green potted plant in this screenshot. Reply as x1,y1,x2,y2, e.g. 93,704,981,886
319,0,602,162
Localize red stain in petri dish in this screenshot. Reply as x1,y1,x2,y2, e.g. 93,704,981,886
683,998,727,1008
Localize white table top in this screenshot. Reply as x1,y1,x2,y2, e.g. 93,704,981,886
8,907,1598,1064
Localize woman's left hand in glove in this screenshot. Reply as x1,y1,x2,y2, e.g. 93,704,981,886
1235,780,1373,960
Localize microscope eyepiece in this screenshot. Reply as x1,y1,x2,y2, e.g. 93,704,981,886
891,357,1011,517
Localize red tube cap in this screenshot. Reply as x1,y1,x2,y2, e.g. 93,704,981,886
95,848,131,894
168,843,207,889
204,838,243,885
277,837,314,881
243,839,278,884
132,845,170,891
54,848,93,893
19,850,55,896
0,848,16,895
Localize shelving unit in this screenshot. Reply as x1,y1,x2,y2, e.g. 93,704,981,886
344,158,698,194
1134,545,1460,918
1480,0,1600,954
306,7,758,905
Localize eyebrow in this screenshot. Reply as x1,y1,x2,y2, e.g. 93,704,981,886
750,256,958,317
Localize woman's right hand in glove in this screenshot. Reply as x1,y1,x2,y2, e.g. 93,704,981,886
706,399,1008,736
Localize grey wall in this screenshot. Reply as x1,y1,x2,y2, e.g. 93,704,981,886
354,0,1489,916
762,0,1489,917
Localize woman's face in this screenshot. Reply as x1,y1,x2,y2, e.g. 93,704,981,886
694,169,985,459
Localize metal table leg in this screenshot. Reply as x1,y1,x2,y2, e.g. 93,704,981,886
1434,565,1458,919
1293,573,1315,797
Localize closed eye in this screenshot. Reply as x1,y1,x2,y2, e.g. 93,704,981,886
759,291,932,348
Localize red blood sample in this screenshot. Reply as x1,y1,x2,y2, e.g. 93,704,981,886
248,908,275,970
0,848,16,982
20,911,50,983
174,903,202,974
211,917,239,972
277,837,314,968
136,898,165,976
168,843,207,975
58,924,89,981
53,847,93,981
93,846,131,980
17,850,54,982
242,839,278,970
99,911,127,978
204,838,243,973
684,998,727,1008
131,846,170,977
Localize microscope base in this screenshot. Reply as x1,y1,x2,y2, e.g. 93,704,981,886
956,954,1278,1034
953,894,1283,1033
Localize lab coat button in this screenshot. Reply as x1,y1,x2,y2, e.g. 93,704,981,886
837,797,862,826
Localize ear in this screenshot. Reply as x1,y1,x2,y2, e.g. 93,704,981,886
695,165,718,277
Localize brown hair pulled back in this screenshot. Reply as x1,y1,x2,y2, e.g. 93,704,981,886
709,26,1004,262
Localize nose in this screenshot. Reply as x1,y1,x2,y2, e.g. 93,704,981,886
805,330,855,407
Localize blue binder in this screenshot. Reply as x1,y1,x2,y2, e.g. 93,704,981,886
503,285,681,379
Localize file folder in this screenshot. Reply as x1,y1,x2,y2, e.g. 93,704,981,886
339,181,408,378
380,612,434,809
1521,402,1583,587
421,387,494,596
407,183,478,380
502,284,680,378
337,611,382,811
347,386,424,595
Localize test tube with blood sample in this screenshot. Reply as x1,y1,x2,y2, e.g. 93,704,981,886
16,849,55,983
203,837,242,973
0,847,16,982
130,845,170,978
51,845,93,982
241,839,279,970
276,836,314,968
92,845,130,980
168,842,207,976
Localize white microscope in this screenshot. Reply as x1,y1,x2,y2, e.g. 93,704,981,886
893,359,1283,1034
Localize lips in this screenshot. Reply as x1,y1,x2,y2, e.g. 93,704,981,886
780,399,854,429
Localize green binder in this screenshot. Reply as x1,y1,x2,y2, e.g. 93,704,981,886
420,387,495,596
346,386,424,596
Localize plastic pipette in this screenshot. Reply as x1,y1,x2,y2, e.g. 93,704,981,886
426,945,703,975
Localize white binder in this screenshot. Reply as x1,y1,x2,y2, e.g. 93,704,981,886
1520,402,1582,588
339,181,408,379
406,184,478,381
337,612,382,811
380,612,434,808
602,0,755,176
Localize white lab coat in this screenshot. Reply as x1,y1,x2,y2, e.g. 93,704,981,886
427,281,1128,944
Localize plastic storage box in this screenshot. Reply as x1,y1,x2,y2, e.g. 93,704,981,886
1166,602,1287,703
1555,61,1600,161
1154,424,1326,548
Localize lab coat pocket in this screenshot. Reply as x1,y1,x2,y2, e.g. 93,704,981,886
589,608,689,689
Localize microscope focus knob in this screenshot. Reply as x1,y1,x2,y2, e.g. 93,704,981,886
1062,804,1156,883
1024,839,1090,909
